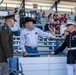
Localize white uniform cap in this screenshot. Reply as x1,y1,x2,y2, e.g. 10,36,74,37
66,20,76,26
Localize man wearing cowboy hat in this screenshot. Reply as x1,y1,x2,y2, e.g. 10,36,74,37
20,17,57,57
51,21,76,75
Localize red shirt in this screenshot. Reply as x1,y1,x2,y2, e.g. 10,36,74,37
55,23,61,30
60,16,66,22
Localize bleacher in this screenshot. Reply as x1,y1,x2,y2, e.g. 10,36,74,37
0,0,76,74
0,10,74,75
13,36,66,57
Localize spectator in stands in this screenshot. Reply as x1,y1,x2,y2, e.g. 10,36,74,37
74,15,76,22
55,20,61,34
44,20,55,34
12,8,18,15
35,12,42,24
19,6,25,27
60,13,66,23
48,20,55,34
53,13,59,22
51,21,76,75
11,20,20,36
48,13,52,20
44,20,50,31
42,11,46,18
0,15,17,75
67,14,71,21
20,17,57,57
64,14,67,23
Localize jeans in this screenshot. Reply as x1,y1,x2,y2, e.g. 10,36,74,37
23,47,40,57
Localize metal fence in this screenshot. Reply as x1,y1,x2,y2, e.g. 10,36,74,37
13,36,66,56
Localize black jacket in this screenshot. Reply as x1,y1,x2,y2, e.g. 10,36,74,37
0,23,13,63
54,31,76,64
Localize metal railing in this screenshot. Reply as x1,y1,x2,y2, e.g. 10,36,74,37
13,36,66,56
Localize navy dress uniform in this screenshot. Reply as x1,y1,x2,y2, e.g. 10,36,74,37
54,31,76,64
0,15,14,75
53,21,76,75
20,17,56,57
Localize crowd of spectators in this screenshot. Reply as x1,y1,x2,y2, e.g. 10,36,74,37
0,8,76,37
44,13,76,35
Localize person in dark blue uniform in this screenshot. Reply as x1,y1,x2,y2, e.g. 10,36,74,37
51,21,76,75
